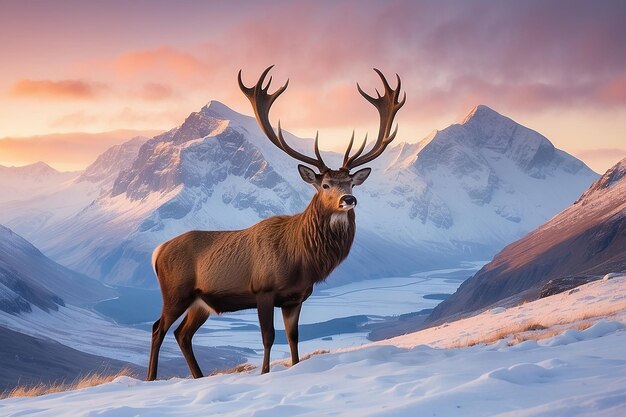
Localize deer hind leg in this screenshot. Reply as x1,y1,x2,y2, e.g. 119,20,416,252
146,301,190,381
281,303,303,366
174,303,210,378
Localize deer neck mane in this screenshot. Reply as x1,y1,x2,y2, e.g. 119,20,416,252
293,193,356,283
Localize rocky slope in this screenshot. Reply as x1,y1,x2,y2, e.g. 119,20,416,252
427,157,626,324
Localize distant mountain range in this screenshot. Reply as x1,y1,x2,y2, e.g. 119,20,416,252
0,162,76,205
0,224,114,314
0,102,598,288
427,157,626,324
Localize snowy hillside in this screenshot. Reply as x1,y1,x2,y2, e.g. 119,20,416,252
2,274,623,416
0,225,113,313
8,101,595,288
429,157,626,324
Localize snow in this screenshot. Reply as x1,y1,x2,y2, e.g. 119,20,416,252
1,275,623,417
371,272,626,349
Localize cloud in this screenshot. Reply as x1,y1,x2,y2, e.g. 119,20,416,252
0,130,161,171
50,108,186,131
134,82,176,101
9,79,108,100
50,112,101,129
61,0,624,130
114,46,212,80
4,0,626,149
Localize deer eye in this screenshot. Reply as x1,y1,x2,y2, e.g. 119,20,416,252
322,184,330,189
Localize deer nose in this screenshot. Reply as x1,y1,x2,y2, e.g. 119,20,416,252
340,194,357,207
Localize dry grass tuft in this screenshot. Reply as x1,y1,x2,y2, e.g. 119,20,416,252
1,368,134,399
270,349,332,369
209,349,332,377
448,321,547,348
209,363,257,376
573,304,626,322
509,321,595,345
447,298,626,349
300,349,330,361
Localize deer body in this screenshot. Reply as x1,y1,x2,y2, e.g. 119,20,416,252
154,195,355,313
147,66,404,380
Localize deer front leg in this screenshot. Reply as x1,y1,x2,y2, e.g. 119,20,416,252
257,292,275,374
281,303,302,366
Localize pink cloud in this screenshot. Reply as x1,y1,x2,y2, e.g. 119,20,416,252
5,0,626,141
134,82,176,101
597,76,626,105
0,130,160,171
114,46,211,80
9,79,108,100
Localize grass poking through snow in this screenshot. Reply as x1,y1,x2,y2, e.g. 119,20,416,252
447,300,626,349
1,368,135,399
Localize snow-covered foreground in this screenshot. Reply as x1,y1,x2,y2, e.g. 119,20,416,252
2,276,624,416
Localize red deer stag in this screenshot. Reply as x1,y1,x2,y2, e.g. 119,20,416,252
147,66,405,380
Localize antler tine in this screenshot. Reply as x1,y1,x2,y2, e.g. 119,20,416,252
344,133,367,168
239,66,328,172
342,130,355,168
313,131,327,168
343,69,406,170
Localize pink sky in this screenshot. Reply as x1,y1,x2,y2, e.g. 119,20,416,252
0,0,624,172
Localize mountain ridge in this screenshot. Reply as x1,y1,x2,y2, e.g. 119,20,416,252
2,101,599,288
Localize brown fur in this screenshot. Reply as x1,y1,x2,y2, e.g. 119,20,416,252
147,184,356,380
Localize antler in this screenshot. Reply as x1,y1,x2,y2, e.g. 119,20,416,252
238,66,328,172
343,69,406,170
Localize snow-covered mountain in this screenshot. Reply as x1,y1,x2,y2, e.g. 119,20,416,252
0,162,76,205
0,224,114,314
0,137,149,240
12,101,597,288
428,157,626,324
78,136,149,185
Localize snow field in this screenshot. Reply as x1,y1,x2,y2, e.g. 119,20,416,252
1,275,624,417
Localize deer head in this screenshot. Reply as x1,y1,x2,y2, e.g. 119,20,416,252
238,66,405,213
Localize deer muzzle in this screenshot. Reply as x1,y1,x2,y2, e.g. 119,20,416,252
339,194,357,210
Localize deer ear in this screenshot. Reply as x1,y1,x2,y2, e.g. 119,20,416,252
298,164,319,185
351,167,371,186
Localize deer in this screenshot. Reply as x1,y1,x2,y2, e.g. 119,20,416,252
147,66,405,380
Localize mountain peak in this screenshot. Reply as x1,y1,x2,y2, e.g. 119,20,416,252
0,161,61,175
461,104,507,125
576,156,626,203
201,100,245,121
